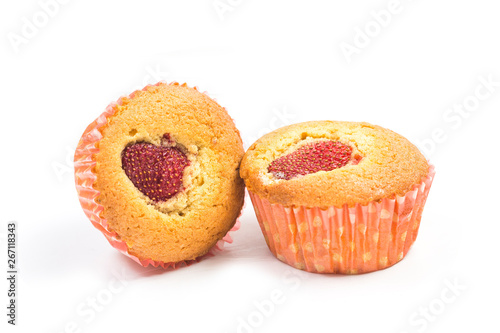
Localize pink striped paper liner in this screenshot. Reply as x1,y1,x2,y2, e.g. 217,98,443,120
74,82,241,269
249,165,435,274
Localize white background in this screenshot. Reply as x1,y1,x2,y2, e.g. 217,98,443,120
1,1,499,332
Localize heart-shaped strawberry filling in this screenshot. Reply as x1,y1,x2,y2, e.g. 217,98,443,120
268,141,354,180
122,139,189,202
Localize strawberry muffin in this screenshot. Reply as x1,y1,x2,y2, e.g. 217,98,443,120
240,121,435,274
75,82,245,268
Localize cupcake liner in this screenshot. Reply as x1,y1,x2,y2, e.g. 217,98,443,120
249,165,435,274
74,82,241,269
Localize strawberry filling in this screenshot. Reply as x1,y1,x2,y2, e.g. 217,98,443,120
122,137,189,202
268,141,354,180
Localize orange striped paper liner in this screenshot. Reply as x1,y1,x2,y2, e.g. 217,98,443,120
248,165,435,274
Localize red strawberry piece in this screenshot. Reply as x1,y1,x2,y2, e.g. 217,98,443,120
268,141,353,180
122,141,190,202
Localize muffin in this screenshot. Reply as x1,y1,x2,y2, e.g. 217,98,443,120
240,121,435,274
74,82,245,268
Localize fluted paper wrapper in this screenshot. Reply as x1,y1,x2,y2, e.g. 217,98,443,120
249,165,435,274
74,82,241,269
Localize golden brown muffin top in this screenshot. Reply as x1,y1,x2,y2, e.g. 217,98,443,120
240,121,429,208
93,83,245,262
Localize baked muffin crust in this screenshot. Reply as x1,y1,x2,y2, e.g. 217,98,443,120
93,83,245,263
240,121,429,208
